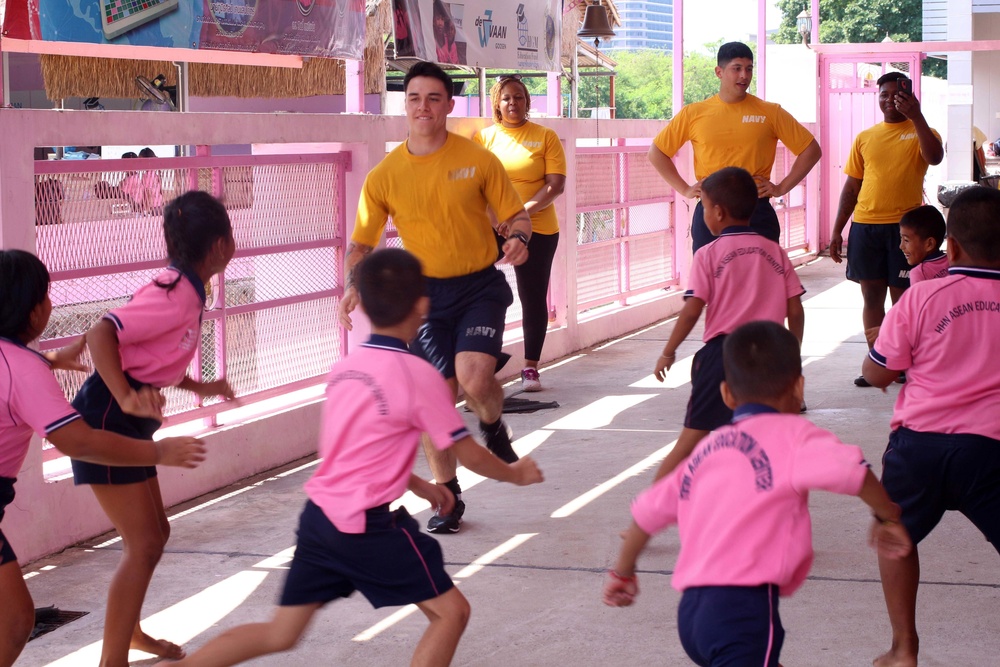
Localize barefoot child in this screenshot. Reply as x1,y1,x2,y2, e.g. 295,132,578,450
652,167,805,480
70,191,236,664
0,250,205,667
863,186,1000,667
606,320,912,667
158,248,543,667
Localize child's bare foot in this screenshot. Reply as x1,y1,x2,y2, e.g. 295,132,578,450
131,631,185,660
873,647,917,667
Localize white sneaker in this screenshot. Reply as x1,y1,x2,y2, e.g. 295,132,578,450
521,368,542,392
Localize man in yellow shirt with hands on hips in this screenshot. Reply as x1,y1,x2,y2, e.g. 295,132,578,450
648,41,822,253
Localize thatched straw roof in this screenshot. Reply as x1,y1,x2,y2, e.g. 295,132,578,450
40,0,389,100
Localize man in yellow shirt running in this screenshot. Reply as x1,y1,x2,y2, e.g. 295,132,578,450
339,62,533,533
648,41,821,252
829,72,943,387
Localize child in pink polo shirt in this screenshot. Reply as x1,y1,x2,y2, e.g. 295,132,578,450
652,167,805,481
862,187,1000,667
71,190,236,664
159,248,543,667
606,321,911,667
899,205,948,285
0,250,204,665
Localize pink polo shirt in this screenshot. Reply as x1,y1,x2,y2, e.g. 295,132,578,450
686,228,805,341
632,406,868,596
304,335,471,533
104,267,205,388
908,251,949,285
0,339,81,479
870,267,1000,439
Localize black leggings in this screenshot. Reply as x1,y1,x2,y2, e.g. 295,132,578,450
514,231,559,362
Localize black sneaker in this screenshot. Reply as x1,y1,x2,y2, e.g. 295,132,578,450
483,421,518,463
427,500,465,534
854,375,872,387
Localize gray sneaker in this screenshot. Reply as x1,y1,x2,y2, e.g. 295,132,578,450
427,500,466,534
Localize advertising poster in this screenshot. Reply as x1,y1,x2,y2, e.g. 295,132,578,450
393,0,561,72
9,0,366,59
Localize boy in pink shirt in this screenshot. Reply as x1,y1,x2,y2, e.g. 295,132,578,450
606,321,911,667
862,187,1000,667
161,248,543,667
652,167,805,481
899,205,948,285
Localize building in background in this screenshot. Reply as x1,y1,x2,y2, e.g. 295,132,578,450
606,0,673,51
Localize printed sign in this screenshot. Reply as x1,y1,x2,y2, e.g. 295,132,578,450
392,0,561,72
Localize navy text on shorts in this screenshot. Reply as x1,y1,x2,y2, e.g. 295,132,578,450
846,222,910,288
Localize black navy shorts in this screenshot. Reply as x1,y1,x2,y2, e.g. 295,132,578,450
0,476,17,565
412,265,513,379
685,335,732,431
280,501,454,609
678,584,784,667
881,427,1000,549
692,198,779,253
71,372,160,486
846,222,911,288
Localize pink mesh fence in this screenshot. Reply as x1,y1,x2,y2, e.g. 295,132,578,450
574,145,676,313
34,153,349,440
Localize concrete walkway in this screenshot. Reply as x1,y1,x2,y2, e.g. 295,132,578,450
16,257,999,666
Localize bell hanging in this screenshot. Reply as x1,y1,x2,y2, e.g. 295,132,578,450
577,1,615,42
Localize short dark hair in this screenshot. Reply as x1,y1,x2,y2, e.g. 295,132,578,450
701,167,758,221
877,72,908,88
0,249,50,341
717,42,754,67
947,186,1000,263
404,61,454,100
899,205,946,250
357,248,425,328
723,321,802,404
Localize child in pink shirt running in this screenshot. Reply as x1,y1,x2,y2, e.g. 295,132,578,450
159,248,543,667
652,167,805,481
0,250,204,666
606,321,911,667
71,191,237,663
863,186,1000,667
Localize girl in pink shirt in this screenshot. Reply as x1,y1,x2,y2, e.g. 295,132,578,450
0,250,204,666
606,322,910,667
70,191,236,664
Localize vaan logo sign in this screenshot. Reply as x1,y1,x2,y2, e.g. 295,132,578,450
476,9,507,48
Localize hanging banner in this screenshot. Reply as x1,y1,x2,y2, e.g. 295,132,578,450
392,0,562,72
6,0,366,59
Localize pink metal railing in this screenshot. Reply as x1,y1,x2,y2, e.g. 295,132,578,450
574,144,677,313
33,153,351,461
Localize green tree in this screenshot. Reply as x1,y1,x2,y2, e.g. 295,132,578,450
773,0,944,77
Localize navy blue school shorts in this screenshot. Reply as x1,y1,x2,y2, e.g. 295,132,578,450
412,265,513,380
692,198,780,253
71,372,160,486
678,584,784,667
280,501,454,609
881,427,1000,549
846,222,911,288
0,476,17,565
685,335,732,431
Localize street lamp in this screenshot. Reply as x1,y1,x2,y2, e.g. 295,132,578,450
796,10,811,46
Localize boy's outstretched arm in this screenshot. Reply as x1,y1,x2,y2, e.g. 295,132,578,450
786,296,805,344
450,436,544,486
603,521,650,607
655,297,705,381
857,469,912,560
861,356,901,389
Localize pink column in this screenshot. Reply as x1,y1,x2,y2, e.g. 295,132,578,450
547,72,562,117
345,59,363,113
757,0,766,99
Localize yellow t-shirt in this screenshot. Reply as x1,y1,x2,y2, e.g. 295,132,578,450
474,121,567,236
653,94,816,182
844,120,942,224
354,133,525,279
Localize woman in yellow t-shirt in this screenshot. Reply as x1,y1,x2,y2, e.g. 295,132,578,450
475,75,566,392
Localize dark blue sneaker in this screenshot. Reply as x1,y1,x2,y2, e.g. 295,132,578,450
427,500,465,534
483,421,518,463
